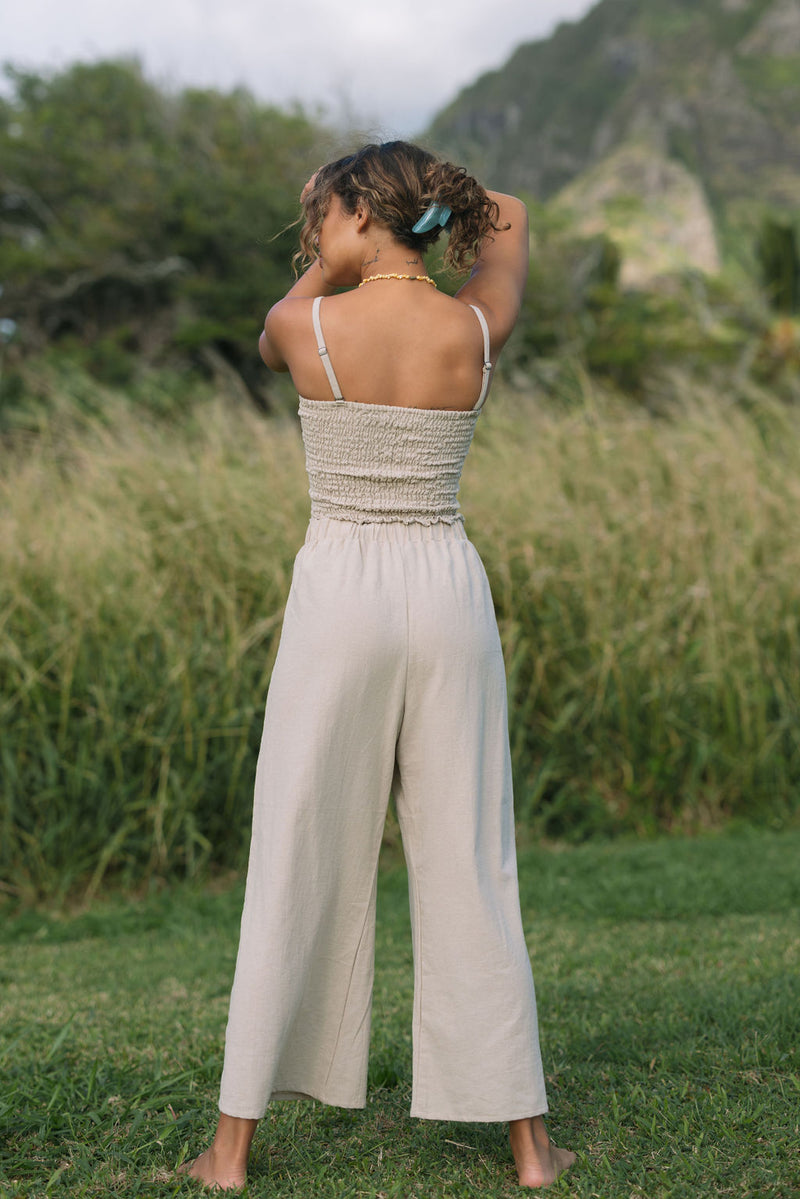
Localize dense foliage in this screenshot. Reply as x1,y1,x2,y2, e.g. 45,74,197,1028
0,59,332,406
757,217,800,314
495,203,799,401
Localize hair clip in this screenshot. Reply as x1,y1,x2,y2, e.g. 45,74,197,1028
412,203,453,234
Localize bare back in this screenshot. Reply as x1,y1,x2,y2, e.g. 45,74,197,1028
275,286,492,411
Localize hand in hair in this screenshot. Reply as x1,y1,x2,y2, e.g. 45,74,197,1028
300,171,320,204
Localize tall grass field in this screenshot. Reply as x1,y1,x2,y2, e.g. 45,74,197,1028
2,372,799,900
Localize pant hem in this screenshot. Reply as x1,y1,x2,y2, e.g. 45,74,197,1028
219,1090,368,1119
271,1089,367,1108
409,1102,549,1124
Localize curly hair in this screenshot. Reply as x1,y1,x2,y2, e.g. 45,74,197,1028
296,141,506,275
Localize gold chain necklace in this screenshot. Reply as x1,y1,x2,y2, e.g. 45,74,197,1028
358,273,437,288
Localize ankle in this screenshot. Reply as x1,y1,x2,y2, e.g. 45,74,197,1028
212,1114,259,1164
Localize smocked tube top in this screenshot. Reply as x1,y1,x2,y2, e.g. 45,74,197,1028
298,395,481,525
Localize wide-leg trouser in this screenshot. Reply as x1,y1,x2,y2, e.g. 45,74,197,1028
218,517,548,1122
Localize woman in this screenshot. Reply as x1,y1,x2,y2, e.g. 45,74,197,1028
185,141,575,1190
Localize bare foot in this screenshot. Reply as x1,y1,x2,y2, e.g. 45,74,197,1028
179,1114,258,1191
179,1147,247,1191
509,1115,576,1188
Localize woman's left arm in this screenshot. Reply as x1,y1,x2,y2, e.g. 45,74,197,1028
454,192,529,354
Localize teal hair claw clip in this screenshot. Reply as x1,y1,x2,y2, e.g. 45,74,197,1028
412,203,453,234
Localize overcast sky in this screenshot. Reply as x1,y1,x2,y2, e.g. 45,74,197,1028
1,0,597,134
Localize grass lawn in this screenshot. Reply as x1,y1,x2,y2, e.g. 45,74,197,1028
1,829,798,1198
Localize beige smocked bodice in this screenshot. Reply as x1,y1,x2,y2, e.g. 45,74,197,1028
298,396,480,525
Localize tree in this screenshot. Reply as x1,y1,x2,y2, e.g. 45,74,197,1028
0,60,332,403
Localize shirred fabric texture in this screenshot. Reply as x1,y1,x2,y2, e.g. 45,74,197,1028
299,395,479,525
219,513,548,1123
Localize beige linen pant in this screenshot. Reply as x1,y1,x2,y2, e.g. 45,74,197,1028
219,517,548,1122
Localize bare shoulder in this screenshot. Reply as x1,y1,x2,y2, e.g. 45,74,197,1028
260,295,314,371
265,294,314,340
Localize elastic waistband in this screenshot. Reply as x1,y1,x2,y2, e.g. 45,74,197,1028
304,516,468,545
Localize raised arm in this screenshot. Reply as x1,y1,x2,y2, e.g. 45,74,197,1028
258,260,335,372
455,192,530,354
259,169,338,371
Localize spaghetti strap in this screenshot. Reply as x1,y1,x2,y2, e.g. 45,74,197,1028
311,295,491,411
312,296,345,402
468,305,493,411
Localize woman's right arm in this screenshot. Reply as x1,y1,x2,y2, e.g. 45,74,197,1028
259,170,336,371
259,261,335,371
455,192,530,354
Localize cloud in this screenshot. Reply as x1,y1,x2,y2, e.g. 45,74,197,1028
1,0,596,133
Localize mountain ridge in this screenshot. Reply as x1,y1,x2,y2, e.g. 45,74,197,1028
427,0,800,271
